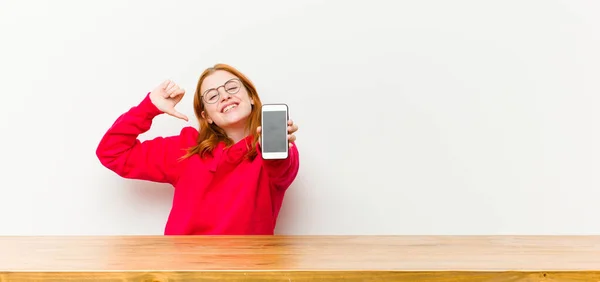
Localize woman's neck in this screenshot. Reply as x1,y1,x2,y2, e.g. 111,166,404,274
224,124,249,144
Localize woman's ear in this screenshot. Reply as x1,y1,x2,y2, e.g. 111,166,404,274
201,111,213,124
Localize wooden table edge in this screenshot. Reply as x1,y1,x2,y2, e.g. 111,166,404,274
2,270,600,282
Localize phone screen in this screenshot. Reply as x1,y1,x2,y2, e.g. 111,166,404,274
262,110,288,153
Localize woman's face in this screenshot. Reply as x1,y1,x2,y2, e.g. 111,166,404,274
200,70,254,129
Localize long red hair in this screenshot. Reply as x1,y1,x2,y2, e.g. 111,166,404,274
183,64,262,160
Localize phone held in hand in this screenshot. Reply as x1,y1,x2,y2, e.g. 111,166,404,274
261,104,289,160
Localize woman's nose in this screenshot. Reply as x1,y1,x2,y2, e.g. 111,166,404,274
219,88,231,101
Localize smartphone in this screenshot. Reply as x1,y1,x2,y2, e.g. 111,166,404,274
261,104,289,159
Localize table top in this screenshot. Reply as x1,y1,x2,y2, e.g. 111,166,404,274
1,235,600,272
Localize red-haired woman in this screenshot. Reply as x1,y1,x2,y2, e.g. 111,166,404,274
96,64,300,235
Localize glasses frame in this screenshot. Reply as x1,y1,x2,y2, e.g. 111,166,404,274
201,78,242,104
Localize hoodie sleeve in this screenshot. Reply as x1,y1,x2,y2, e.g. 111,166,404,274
95,93,189,185
262,143,300,191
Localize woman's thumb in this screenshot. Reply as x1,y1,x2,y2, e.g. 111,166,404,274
166,109,189,121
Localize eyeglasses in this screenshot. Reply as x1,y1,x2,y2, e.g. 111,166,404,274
201,78,242,104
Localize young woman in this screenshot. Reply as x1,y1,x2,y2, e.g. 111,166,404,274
96,64,300,235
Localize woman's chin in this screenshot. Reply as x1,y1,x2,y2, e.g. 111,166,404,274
219,114,249,127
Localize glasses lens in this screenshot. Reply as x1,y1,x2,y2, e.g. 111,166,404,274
203,90,219,104
224,79,241,94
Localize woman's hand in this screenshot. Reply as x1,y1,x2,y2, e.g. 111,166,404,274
149,80,188,121
257,119,299,148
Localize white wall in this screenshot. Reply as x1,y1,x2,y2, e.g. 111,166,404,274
0,0,597,235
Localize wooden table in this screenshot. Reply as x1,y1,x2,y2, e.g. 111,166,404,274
1,236,599,281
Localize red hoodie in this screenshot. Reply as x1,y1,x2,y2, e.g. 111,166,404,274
95,93,300,235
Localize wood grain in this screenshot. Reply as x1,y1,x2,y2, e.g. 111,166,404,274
3,271,600,282
0,236,599,281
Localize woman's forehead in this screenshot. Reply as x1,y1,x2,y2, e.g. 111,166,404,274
201,71,238,90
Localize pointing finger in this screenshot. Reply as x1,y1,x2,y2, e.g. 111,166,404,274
165,108,188,121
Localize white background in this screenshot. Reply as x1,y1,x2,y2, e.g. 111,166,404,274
0,0,597,235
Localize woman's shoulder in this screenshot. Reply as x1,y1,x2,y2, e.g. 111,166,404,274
165,126,199,161
177,126,199,146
